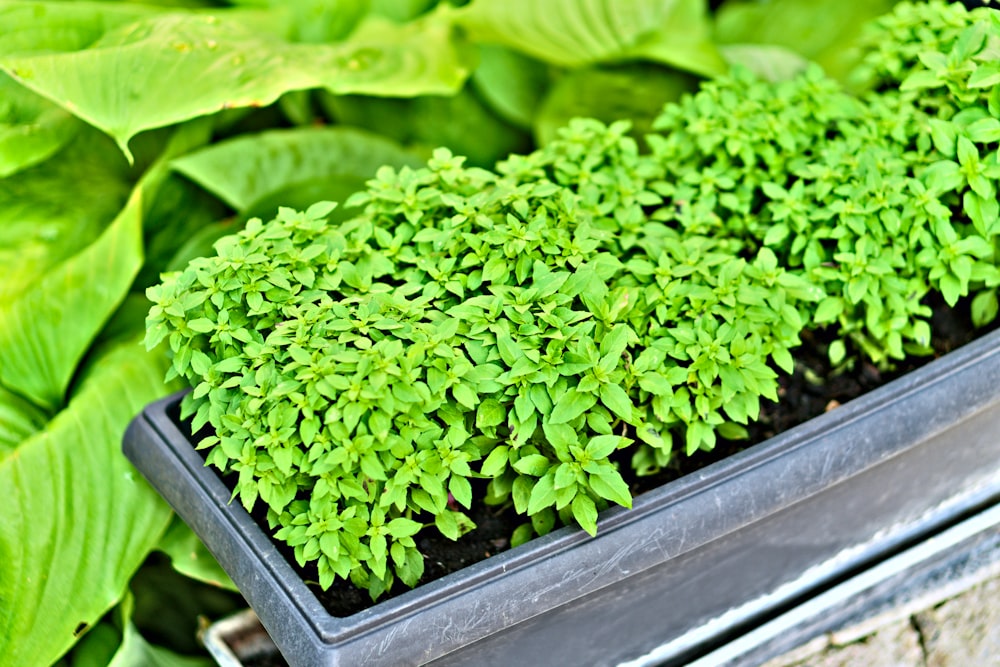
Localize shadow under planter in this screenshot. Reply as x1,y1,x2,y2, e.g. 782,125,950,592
124,329,1000,667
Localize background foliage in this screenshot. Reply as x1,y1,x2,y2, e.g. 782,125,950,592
0,0,972,663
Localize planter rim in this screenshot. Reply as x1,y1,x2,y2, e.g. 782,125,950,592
133,326,1000,645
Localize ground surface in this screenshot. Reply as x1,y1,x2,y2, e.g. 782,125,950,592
764,567,1000,667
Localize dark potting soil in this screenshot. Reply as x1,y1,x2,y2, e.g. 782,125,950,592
173,294,995,619
240,653,289,667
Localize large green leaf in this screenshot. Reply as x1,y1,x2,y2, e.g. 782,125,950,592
714,0,897,81
109,620,212,667
108,594,212,667
171,126,422,213
0,8,472,161
0,1,162,57
534,62,699,145
61,619,121,667
0,73,83,178
0,116,217,412
470,45,550,130
371,0,437,23
453,0,726,77
0,185,144,411
322,86,531,167
718,43,810,82
625,0,727,77
0,129,132,304
0,385,48,458
280,0,371,43
136,174,230,290
219,0,370,42
59,591,216,667
134,118,223,290
0,339,175,667
157,519,237,592
128,555,244,657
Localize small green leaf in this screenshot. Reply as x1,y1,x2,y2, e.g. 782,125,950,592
968,63,1000,89
476,398,506,429
599,324,632,361
452,382,479,409
965,117,1000,144
386,518,423,539
828,339,847,366
585,434,626,460
553,463,577,490
480,446,510,477
511,523,534,547
434,511,460,541
571,494,598,537
526,473,557,515
939,273,963,307
549,389,598,424
971,290,999,328
599,384,634,423
771,347,794,374
763,223,790,247
542,421,579,450
449,475,473,509
512,453,551,477
814,297,844,324
588,469,632,508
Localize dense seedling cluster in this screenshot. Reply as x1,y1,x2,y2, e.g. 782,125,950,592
148,136,816,595
147,1,1000,598
646,1,1000,365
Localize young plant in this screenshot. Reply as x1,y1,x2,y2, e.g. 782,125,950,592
860,1,1000,328
645,3,1000,367
147,129,818,595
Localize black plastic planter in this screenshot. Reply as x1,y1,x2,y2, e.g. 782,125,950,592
123,329,1000,667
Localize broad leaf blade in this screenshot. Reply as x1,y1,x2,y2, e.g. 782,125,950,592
470,45,549,130
0,116,204,412
0,1,162,57
1,10,471,161
109,593,213,667
455,0,725,76
109,621,212,667
0,73,83,178
134,117,224,289
321,86,530,168
171,126,422,212
0,130,131,304
714,0,897,81
626,0,727,76
718,44,810,82
0,384,48,458
157,520,238,592
534,62,697,145
0,340,174,667
0,187,144,411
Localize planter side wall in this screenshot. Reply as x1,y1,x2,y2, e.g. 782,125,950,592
426,402,1000,666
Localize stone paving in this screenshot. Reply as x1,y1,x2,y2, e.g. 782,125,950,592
763,568,1000,667
206,530,1000,666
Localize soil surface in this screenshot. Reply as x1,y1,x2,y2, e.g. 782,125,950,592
175,295,995,619
241,653,288,667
